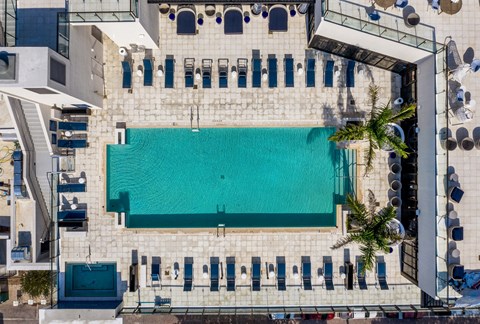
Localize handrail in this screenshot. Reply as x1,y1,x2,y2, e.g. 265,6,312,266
3,0,17,46
8,98,52,243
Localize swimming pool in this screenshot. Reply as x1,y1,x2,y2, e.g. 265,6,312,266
106,128,355,228
65,263,117,298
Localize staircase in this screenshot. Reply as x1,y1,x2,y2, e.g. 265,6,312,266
20,101,52,213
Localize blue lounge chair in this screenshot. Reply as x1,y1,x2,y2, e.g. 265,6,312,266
269,5,288,32
324,60,334,87
237,58,247,88
226,257,235,291
14,173,22,196
165,58,175,88
143,59,153,86
177,8,196,35
449,186,464,203
284,57,294,88
58,210,86,222
268,57,277,88
368,10,381,21
252,257,261,291
57,139,88,148
218,59,228,88
394,0,408,9
277,256,286,291
450,226,464,241
224,7,243,35
202,59,212,88
58,121,88,131
357,261,367,290
252,58,261,88
184,257,193,291
184,58,194,88
306,58,315,87
376,260,388,290
58,209,86,228
324,261,334,290
302,256,312,290
346,61,355,88
121,61,132,89
57,183,86,193
450,264,464,281
151,257,161,285
210,257,219,292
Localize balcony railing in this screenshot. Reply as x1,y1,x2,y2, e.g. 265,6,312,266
321,0,437,53
3,0,17,46
68,0,138,23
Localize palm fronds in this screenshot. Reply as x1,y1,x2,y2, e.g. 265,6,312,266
331,193,404,273
328,84,416,175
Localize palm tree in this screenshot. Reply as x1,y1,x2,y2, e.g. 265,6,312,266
331,191,403,273
328,85,416,174
20,270,52,299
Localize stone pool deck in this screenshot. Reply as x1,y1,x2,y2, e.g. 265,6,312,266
58,4,419,309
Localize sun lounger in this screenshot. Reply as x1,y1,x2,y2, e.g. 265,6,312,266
269,5,288,32
449,226,464,241
218,59,229,88
58,210,87,227
202,59,212,88
324,261,334,290
57,183,86,193
184,257,193,292
58,121,88,131
151,258,161,286
268,57,277,88
121,61,132,89
224,7,243,35
284,57,294,88
14,173,22,196
376,260,388,290
252,58,261,88
165,58,175,88
252,257,261,291
226,257,236,291
177,8,196,35
302,256,312,290
184,58,194,88
57,139,87,148
143,59,153,86
345,261,354,290
277,256,286,291
324,60,334,87
357,261,367,290
449,264,464,281
395,0,408,9
210,257,219,292
449,186,464,203
346,61,355,88
306,58,315,87
237,58,247,88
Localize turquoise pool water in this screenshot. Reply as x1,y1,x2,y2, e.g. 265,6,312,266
65,263,117,298
106,128,355,228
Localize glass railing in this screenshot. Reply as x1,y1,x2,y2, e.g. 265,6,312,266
433,45,450,301
57,12,69,58
321,0,436,53
67,0,137,22
68,10,136,23
4,0,17,46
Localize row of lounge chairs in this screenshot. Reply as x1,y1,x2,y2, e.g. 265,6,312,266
50,119,89,149
141,256,388,292
122,57,356,89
